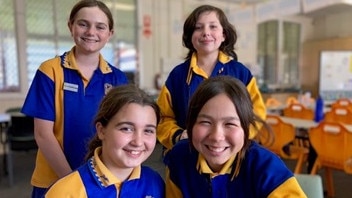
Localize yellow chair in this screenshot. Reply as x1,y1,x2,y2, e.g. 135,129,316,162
259,115,308,174
331,98,352,107
286,96,299,106
324,106,352,124
265,97,282,107
309,121,352,197
283,103,314,120
265,97,284,115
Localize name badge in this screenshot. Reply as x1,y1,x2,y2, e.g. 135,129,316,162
63,82,79,92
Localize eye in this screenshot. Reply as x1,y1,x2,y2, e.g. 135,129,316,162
225,120,240,128
119,126,134,133
197,119,211,126
144,128,156,135
210,25,218,29
96,25,107,30
77,21,88,27
194,25,202,30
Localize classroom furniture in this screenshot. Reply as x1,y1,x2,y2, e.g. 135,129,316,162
309,121,352,197
259,115,308,174
294,174,324,198
4,107,37,186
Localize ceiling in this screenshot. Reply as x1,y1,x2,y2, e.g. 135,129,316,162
214,0,268,4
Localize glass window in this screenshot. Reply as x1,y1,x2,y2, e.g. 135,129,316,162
257,20,300,90
0,0,137,93
0,0,18,92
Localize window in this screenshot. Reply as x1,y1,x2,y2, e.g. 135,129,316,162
257,20,300,90
0,0,137,93
0,0,18,92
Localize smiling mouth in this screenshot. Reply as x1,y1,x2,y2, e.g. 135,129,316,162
206,145,227,153
81,37,98,42
124,149,145,156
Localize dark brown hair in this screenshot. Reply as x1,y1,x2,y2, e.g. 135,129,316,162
182,5,238,60
85,84,161,160
68,0,114,31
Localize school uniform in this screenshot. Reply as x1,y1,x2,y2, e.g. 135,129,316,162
157,51,266,150
165,140,306,198
45,147,165,198
21,47,128,188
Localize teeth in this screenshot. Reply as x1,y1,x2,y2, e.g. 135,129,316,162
130,150,141,155
208,146,225,152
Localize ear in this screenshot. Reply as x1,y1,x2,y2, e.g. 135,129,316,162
107,30,114,42
68,22,73,36
96,122,105,140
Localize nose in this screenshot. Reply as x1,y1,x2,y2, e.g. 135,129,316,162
202,27,210,37
85,26,96,35
208,125,225,141
131,132,143,146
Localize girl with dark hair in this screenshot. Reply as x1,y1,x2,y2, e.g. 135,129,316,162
157,5,266,153
165,76,306,198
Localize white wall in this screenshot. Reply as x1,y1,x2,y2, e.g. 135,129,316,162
2,0,352,113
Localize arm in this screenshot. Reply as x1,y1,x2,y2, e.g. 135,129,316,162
165,168,183,198
247,77,267,139
156,86,185,150
34,118,72,178
268,177,307,198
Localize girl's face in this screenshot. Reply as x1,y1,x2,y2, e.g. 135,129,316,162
97,103,157,172
192,93,244,172
68,6,113,55
191,11,225,56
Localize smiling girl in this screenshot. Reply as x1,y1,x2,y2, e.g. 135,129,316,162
44,84,165,197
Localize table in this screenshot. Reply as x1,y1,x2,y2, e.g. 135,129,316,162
0,113,10,144
0,113,10,123
0,113,10,179
279,116,352,131
279,116,317,129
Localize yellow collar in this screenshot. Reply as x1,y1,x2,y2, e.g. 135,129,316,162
186,51,233,85
90,147,141,188
196,153,236,178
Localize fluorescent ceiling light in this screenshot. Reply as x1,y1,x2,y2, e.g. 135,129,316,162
105,2,135,11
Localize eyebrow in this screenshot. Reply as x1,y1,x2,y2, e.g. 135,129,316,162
116,121,157,129
76,19,108,27
197,113,240,121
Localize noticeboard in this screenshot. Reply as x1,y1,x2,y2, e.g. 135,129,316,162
319,50,352,100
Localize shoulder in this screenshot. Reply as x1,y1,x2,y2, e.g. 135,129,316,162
224,60,251,73
38,56,62,73
168,60,190,77
140,166,165,184
104,62,129,83
164,140,197,167
244,141,284,165
141,166,163,179
45,171,85,197
240,142,294,191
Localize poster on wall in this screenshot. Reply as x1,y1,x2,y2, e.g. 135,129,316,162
319,50,352,100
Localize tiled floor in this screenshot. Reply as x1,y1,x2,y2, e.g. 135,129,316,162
1,143,352,198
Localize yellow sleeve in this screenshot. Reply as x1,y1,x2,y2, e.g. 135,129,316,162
165,168,183,198
247,77,267,139
157,86,184,150
268,177,307,198
44,171,87,198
